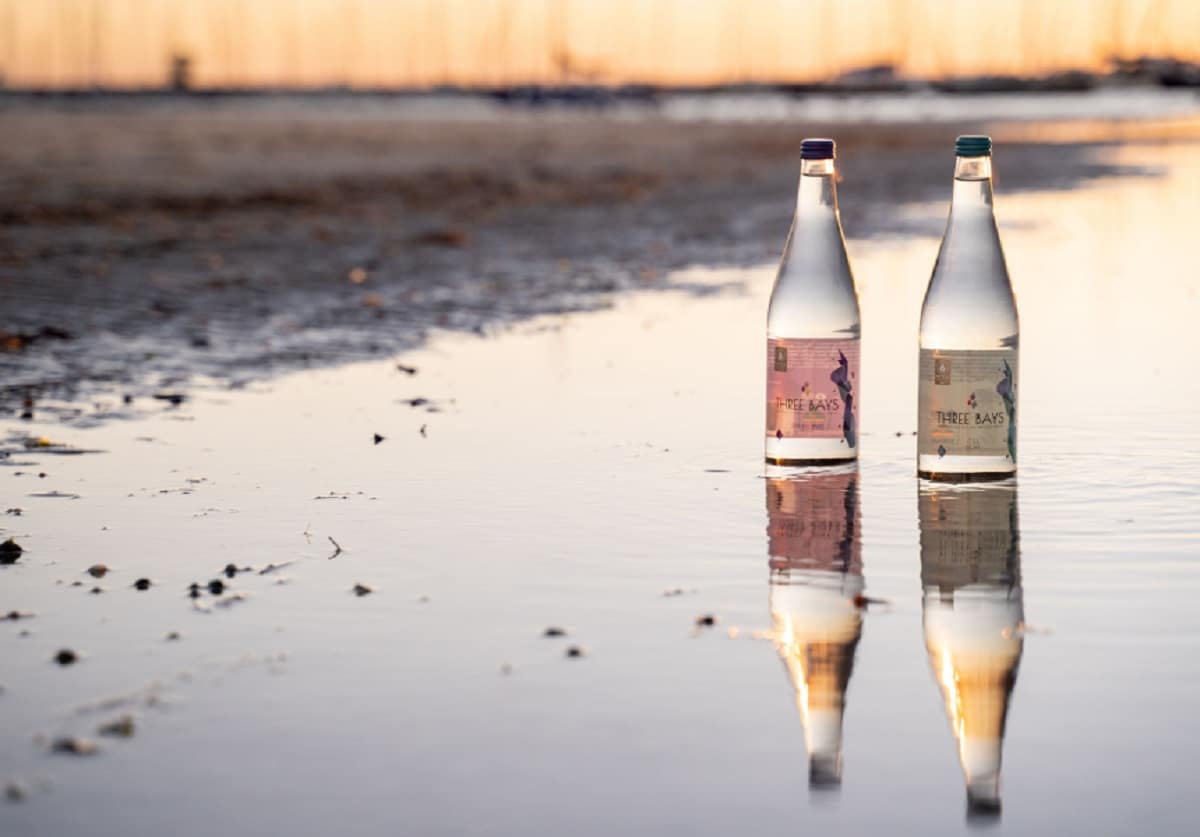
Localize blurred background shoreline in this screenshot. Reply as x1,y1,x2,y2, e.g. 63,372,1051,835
2,0,1199,413
3,89,1198,414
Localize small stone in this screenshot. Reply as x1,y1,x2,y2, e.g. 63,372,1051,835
207,579,225,595
4,610,30,621
695,614,717,628
50,737,98,756
54,649,78,666
187,582,202,599
5,780,28,801
543,626,567,638
90,586,103,595
352,583,373,597
87,564,109,578
373,433,385,445
565,645,586,659
165,631,181,641
0,538,23,564
97,715,135,739
222,563,239,578
133,578,151,591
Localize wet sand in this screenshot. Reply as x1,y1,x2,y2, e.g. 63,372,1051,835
0,96,1166,412
2,98,1200,836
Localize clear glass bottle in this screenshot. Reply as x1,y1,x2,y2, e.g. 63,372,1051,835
919,480,1023,820
766,138,861,465
766,466,864,789
918,135,1018,481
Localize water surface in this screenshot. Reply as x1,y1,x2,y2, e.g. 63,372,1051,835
2,137,1199,836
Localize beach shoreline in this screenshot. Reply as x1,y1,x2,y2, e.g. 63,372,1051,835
1,97,1195,413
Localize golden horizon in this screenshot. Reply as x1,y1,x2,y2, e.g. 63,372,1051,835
2,0,1198,89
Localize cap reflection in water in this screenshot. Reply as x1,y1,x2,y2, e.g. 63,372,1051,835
919,481,1023,821
766,466,863,790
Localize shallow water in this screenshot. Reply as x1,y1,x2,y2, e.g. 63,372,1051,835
2,138,1199,836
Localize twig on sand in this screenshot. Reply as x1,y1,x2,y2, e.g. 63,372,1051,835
328,536,343,559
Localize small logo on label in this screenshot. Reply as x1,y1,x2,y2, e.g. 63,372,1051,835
774,346,788,372
934,357,952,385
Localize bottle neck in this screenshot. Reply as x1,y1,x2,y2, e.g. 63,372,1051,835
951,155,995,215
796,158,839,217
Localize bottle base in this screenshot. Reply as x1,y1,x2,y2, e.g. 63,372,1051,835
917,469,1015,484
767,456,858,467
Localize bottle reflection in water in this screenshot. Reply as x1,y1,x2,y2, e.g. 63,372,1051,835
918,135,1019,482
765,138,861,466
919,480,1023,819
766,466,863,788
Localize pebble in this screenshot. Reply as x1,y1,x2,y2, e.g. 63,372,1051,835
54,649,78,666
695,614,717,628
50,737,98,756
352,583,373,597
133,578,152,591
543,626,567,637
0,538,23,564
565,646,587,659
87,564,109,578
97,715,135,739
207,579,225,595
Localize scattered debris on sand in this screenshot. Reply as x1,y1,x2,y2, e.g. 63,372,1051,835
0,538,23,563
49,737,99,756
97,715,136,739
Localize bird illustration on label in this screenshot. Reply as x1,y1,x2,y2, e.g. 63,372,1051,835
996,360,1016,462
830,350,856,449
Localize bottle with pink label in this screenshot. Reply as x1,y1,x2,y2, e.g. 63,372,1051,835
766,138,861,465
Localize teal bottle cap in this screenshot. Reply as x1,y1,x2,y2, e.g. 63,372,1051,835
955,135,993,157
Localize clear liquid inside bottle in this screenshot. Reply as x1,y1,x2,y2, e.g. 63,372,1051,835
766,152,862,465
918,150,1019,480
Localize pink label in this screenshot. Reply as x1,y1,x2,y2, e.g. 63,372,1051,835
766,337,859,446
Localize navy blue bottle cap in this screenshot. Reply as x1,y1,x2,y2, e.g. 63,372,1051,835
800,138,836,160
955,135,992,157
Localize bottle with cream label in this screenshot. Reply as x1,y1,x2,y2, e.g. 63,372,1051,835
918,135,1018,481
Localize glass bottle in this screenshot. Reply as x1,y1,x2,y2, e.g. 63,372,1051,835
919,480,1024,820
766,138,861,465
766,466,864,788
917,135,1018,481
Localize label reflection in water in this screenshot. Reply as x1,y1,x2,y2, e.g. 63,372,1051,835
919,480,1023,820
766,466,863,790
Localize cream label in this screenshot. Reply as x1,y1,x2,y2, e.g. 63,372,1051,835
918,349,1017,461
766,338,859,447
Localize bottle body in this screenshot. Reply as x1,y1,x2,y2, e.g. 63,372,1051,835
917,139,1018,482
766,141,861,466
